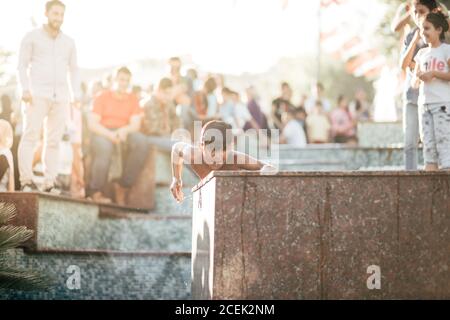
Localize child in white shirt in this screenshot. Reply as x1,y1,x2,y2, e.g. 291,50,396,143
414,12,450,171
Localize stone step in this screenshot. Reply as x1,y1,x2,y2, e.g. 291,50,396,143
273,160,347,171
1,192,193,253
262,146,424,170
357,122,404,147
0,249,191,300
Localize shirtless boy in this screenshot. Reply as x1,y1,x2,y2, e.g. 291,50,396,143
170,120,276,202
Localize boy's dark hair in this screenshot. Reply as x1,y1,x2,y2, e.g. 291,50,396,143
46,0,65,12
201,121,233,151
115,66,132,77
417,0,438,12
158,78,173,90
204,77,217,94
426,11,450,41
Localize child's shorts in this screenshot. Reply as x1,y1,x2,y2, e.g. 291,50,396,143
420,102,450,169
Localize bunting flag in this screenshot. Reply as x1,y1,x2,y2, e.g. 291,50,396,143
319,0,386,79
321,0,348,8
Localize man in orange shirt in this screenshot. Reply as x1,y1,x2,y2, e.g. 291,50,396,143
88,67,147,204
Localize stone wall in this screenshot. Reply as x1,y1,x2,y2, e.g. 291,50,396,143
192,171,450,300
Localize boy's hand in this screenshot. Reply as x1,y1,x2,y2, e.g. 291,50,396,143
261,164,277,174
170,178,184,203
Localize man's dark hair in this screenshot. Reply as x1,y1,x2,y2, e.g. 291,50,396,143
115,66,132,77
417,0,438,12
201,121,233,151
281,82,291,89
204,77,217,94
222,87,232,95
169,57,181,63
296,106,307,115
46,0,65,12
426,11,450,41
159,77,174,90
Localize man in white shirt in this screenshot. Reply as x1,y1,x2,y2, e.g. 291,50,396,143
17,0,80,193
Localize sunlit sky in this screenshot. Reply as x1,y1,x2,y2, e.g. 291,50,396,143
0,0,386,74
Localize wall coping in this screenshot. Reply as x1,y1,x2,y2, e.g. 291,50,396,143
192,170,450,192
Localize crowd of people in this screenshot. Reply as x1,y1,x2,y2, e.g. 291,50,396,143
271,82,371,147
1,0,449,204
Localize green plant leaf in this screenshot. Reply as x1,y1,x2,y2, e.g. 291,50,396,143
0,203,17,225
0,268,51,291
0,226,33,252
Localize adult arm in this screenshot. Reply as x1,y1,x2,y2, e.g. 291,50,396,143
68,40,82,102
88,112,119,143
391,3,411,33
271,102,284,129
17,32,33,103
400,29,419,71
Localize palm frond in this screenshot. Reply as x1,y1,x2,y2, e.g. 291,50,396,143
0,268,50,291
0,226,34,252
0,203,17,225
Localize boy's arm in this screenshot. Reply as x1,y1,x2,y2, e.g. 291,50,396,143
170,142,193,202
236,152,276,173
